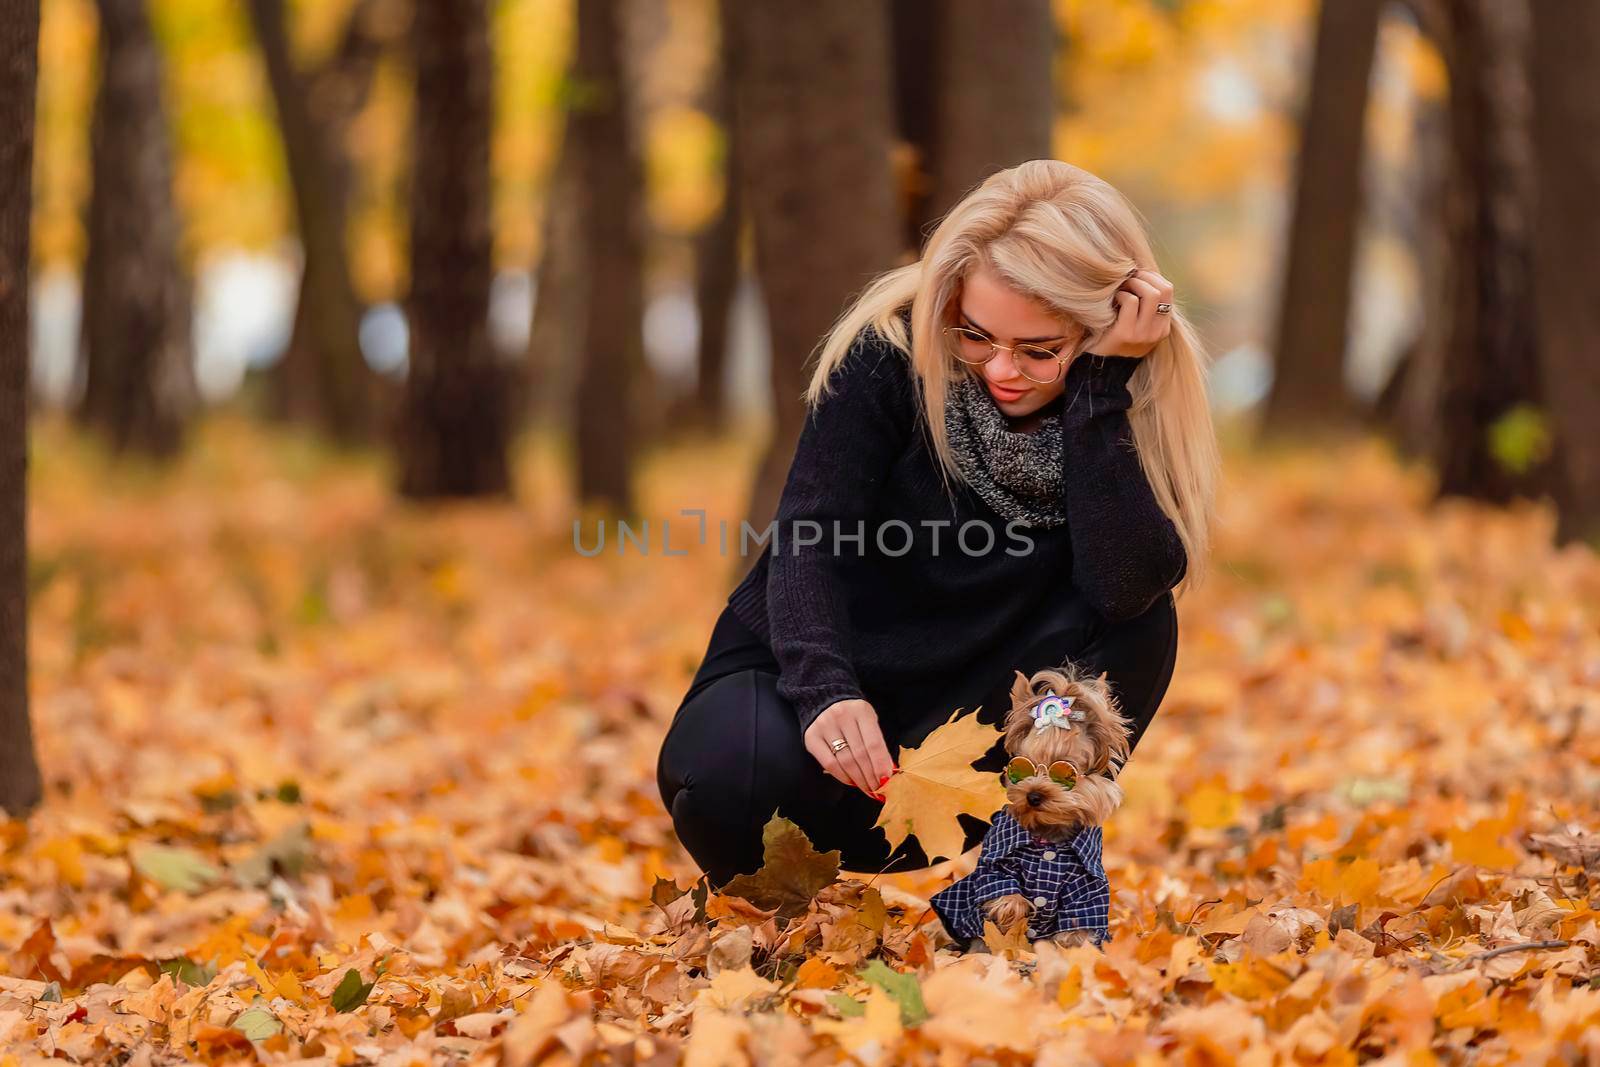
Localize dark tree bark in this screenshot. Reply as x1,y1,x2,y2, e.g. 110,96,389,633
1261,0,1383,438
686,0,742,435
728,0,902,543
397,0,510,498
890,0,944,252
926,0,1054,221
526,125,586,437
567,0,649,516
77,0,195,457
1427,0,1552,502
1372,84,1451,453
1529,0,1600,544
247,0,402,442
1,0,44,817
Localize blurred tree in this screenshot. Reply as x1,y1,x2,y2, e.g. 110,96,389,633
889,0,940,250
397,0,510,498
1373,47,1451,456
685,0,741,435
527,0,657,512
890,0,1054,252
926,0,1055,224
1,0,44,816
247,0,406,443
1529,0,1600,544
76,0,195,457
527,116,585,437
728,0,901,544
1403,0,1552,503
1261,0,1382,438
571,0,649,516
603,0,736,444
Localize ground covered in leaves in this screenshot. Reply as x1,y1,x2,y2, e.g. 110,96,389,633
4,417,1599,1065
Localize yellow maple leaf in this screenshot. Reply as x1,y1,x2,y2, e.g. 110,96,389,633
1339,857,1383,903
1183,781,1243,830
683,1009,749,1067
1198,904,1260,938
1206,956,1294,1000
812,986,903,1057
873,708,1007,863
793,958,842,990
1449,819,1518,869
696,966,779,1011
1299,857,1381,904
1436,979,1497,1029
36,837,86,889
982,916,1032,957
1057,962,1084,1008
920,960,1039,1052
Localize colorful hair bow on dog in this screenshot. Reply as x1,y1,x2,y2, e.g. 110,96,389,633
1031,690,1085,731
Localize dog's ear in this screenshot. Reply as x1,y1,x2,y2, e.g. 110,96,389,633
1081,689,1131,773
1008,669,1034,712
1064,771,1124,823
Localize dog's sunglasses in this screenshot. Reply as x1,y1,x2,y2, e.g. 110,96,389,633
1004,756,1079,789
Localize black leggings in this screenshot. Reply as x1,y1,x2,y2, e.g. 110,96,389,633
655,589,1178,887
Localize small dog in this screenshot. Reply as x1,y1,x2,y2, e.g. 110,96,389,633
929,662,1131,950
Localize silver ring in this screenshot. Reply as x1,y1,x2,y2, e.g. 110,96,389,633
829,737,850,753
1156,303,1173,314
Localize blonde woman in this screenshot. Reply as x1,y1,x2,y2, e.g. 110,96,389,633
657,160,1219,888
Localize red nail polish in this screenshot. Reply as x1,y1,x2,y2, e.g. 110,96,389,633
879,775,890,786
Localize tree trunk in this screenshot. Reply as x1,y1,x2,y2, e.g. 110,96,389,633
926,0,1054,221
568,0,649,516
1529,0,1600,544
526,125,586,439
687,0,742,435
247,0,398,442
728,0,902,548
0,0,44,817
77,0,195,457
890,0,945,252
1373,86,1451,456
397,0,508,498
1429,0,1552,503
1261,0,1383,438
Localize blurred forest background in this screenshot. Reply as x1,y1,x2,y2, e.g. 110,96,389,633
6,0,1594,507
6,0,1598,517
1,0,1598,1060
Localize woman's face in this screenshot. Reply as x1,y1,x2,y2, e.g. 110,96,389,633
954,264,1082,418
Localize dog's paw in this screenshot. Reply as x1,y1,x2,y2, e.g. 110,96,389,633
983,893,1032,933
1049,927,1098,949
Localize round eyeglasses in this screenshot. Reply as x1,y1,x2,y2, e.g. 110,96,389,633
943,325,1080,386
1004,756,1079,789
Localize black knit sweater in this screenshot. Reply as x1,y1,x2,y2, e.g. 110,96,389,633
725,320,1188,734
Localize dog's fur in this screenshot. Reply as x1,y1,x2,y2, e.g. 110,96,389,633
981,663,1131,948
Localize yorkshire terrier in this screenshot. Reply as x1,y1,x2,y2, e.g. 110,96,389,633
929,662,1131,950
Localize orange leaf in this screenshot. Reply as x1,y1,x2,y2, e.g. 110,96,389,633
1448,819,1518,869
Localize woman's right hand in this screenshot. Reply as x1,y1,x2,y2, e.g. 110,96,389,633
804,699,897,800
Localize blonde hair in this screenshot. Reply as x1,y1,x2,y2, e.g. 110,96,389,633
802,159,1217,598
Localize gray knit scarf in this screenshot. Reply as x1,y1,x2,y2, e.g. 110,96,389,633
942,372,1068,528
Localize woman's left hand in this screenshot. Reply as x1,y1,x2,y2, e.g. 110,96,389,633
1083,268,1174,358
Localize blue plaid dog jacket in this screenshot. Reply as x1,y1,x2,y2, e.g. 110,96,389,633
929,808,1109,944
